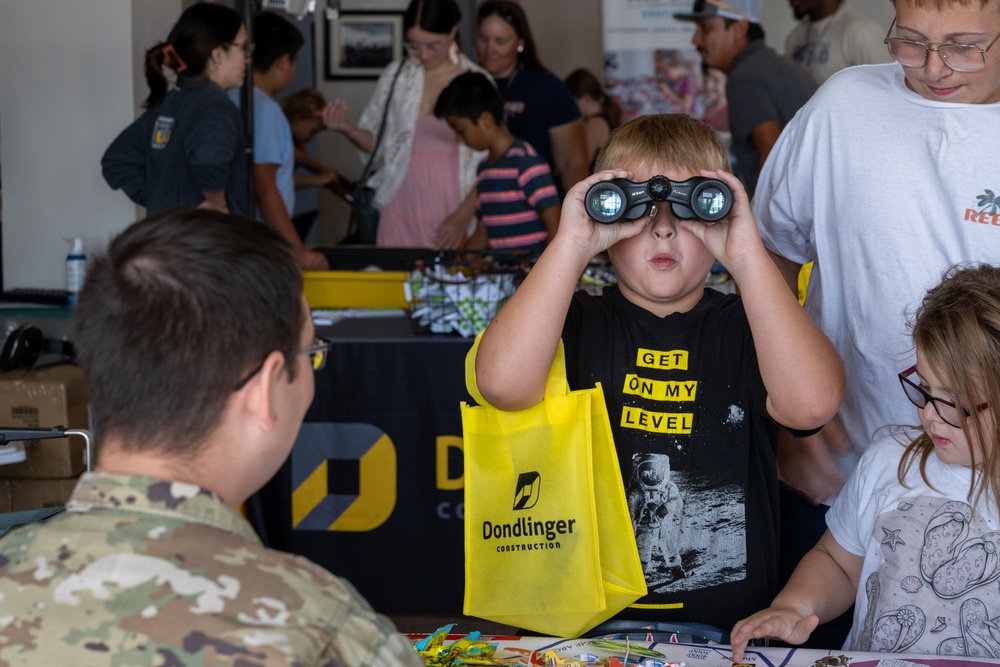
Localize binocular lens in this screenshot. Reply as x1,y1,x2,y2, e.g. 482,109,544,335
591,189,623,218
696,186,728,218
585,176,732,224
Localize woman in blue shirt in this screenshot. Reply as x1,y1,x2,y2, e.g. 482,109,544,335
102,4,248,215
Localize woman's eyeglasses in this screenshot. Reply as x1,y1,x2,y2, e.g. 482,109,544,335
233,337,332,391
883,18,1000,72
898,366,989,428
405,39,447,55
227,40,255,58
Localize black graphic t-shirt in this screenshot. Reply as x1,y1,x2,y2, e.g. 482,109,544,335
562,286,779,631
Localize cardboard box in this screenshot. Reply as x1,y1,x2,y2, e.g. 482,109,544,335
0,364,88,478
0,477,79,512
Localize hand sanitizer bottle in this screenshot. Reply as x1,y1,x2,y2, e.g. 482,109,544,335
66,237,86,308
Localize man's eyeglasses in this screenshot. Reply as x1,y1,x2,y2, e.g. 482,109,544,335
233,337,332,391
883,18,1000,72
300,337,332,371
898,366,989,428
227,40,255,58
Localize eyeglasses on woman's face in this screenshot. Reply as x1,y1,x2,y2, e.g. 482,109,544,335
226,40,255,58
404,36,450,56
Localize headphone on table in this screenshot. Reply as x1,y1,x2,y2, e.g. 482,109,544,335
0,324,76,371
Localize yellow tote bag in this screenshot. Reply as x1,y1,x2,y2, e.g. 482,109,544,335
461,334,647,637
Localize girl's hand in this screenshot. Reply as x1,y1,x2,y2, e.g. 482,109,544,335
730,607,819,663
320,100,352,134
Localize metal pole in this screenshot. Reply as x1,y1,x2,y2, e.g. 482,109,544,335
238,0,258,216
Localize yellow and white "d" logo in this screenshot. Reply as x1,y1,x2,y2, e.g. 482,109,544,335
291,422,396,531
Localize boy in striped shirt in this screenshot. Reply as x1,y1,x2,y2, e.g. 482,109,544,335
436,72,561,255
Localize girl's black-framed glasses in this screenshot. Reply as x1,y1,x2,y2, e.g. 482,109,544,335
898,366,989,428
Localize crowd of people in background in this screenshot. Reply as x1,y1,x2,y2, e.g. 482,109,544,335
97,0,900,257
14,0,1000,663
97,0,834,253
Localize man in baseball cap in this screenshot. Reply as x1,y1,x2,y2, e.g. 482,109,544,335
674,0,815,197
675,0,762,23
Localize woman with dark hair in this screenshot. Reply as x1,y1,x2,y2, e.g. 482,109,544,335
475,1,588,193
102,4,248,215
564,68,622,167
325,0,488,248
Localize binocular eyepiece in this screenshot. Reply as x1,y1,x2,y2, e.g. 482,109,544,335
585,175,733,224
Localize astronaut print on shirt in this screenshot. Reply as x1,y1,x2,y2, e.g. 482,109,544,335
620,344,748,594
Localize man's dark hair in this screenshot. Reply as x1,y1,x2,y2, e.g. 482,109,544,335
724,18,765,41
435,71,503,124
252,11,305,72
72,209,304,457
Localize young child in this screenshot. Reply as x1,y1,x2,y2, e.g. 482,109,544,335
731,264,1000,661
435,71,560,255
698,64,729,135
564,68,622,171
283,88,326,147
228,12,327,270
282,88,350,242
472,113,845,632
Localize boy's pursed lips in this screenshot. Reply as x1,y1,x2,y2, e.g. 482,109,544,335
650,252,677,268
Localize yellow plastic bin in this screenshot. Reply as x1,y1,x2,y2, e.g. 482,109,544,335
302,270,411,309
302,247,432,310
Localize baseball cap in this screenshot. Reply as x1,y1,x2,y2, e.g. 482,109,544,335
674,0,761,23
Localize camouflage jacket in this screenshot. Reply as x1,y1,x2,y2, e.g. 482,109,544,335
0,472,422,667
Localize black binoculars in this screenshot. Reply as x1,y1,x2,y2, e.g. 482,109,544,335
585,175,733,224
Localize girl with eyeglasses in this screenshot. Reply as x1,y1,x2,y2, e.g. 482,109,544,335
731,264,1000,660
323,0,489,249
102,4,248,216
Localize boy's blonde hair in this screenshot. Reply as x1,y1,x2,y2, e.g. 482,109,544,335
594,113,731,175
282,88,326,120
900,263,1000,511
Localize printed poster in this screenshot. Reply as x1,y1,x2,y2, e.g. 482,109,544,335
601,0,729,134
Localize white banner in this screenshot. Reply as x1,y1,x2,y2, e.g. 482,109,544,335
602,0,727,133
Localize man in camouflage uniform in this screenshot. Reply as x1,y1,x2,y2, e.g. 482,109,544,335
0,209,422,667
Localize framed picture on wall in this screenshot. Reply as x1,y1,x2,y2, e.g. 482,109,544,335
325,12,403,79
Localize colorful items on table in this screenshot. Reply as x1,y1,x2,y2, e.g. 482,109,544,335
407,267,519,337
413,625,498,666
411,625,683,667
